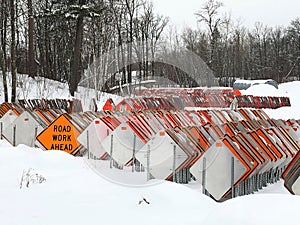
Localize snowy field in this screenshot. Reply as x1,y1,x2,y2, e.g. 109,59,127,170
0,76,300,224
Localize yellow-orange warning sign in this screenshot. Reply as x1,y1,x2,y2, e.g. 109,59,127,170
36,114,81,154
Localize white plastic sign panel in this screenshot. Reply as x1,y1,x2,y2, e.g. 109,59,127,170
284,125,300,145
95,119,114,142
190,141,247,201
0,110,18,130
101,122,145,166
2,111,44,147
292,175,300,195
135,131,188,180
77,118,112,158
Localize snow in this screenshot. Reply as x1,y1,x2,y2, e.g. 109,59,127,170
243,81,300,120
0,74,123,111
0,142,215,225
235,79,275,85
0,140,299,225
204,194,300,225
241,83,283,97
0,77,300,224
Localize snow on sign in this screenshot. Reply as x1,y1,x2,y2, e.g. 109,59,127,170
36,114,81,154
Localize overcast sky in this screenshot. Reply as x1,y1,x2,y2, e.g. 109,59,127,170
151,0,300,30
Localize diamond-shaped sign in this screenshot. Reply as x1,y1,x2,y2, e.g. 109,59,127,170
36,114,81,154
135,130,189,180
77,118,112,158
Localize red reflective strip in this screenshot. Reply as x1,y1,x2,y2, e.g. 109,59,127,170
159,131,165,136
216,142,222,147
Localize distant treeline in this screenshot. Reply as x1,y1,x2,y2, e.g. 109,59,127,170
181,0,300,86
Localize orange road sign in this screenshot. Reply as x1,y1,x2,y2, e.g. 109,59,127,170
36,114,81,154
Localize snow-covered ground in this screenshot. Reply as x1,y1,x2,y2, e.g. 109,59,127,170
0,74,123,111
0,143,215,225
0,76,300,224
0,141,299,225
1,141,299,225
242,81,300,120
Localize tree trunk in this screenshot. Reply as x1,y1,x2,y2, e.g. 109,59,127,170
1,0,9,102
69,0,86,96
10,0,17,102
28,0,36,78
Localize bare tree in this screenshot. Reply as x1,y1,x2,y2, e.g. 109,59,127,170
69,0,86,96
195,0,225,67
0,0,9,101
27,0,36,78
10,0,17,102
286,18,300,80
124,0,141,87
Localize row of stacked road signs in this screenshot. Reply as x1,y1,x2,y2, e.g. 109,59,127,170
0,99,82,117
18,98,83,113
131,88,291,109
77,108,299,200
0,100,299,201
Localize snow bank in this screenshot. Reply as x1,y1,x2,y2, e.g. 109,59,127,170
204,194,300,225
0,141,215,225
242,81,300,120
0,141,299,225
242,83,287,97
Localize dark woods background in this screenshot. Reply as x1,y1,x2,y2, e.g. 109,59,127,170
0,0,299,101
